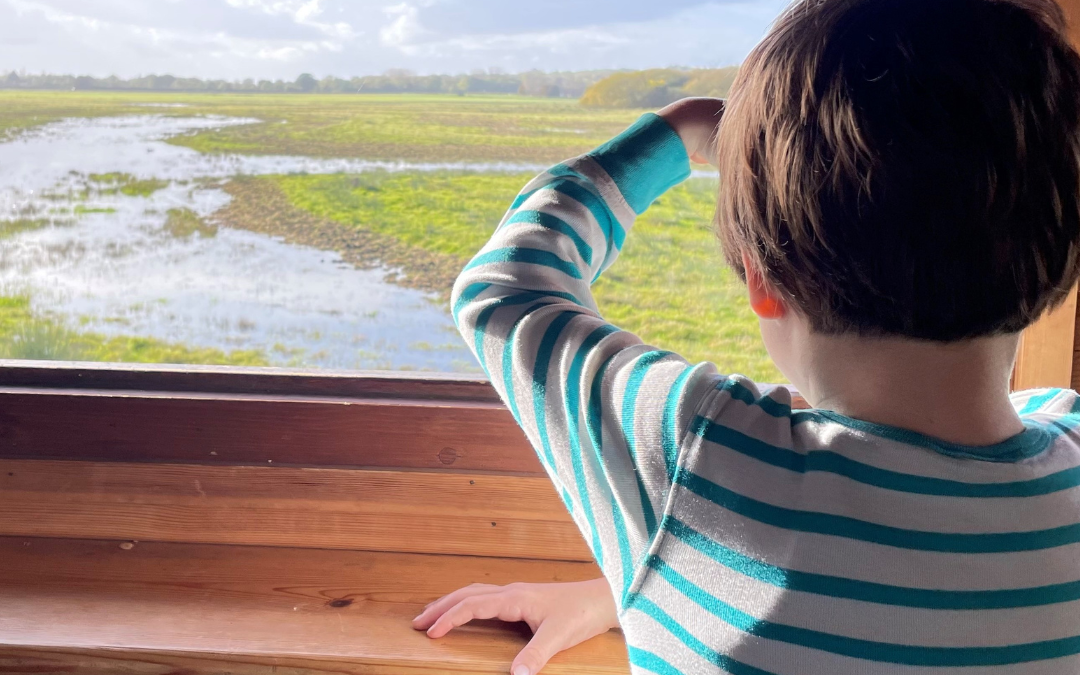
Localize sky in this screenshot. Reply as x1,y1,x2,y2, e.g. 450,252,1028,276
0,0,791,80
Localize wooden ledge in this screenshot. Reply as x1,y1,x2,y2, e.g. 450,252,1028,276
0,537,628,674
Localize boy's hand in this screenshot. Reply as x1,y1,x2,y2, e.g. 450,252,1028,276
657,97,725,166
413,578,619,675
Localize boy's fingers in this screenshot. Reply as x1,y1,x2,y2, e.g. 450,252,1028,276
510,620,569,675
425,594,518,639
412,584,501,630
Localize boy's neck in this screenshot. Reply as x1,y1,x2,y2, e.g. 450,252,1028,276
798,331,1024,447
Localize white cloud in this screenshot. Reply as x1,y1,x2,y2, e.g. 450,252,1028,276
0,0,788,79
379,3,427,49
225,0,355,39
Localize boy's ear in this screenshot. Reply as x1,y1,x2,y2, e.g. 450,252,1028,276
742,251,787,320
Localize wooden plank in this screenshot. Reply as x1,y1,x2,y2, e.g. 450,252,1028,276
1014,286,1078,390
0,359,502,402
0,459,594,561
1063,0,1080,44
0,388,542,473
0,537,626,674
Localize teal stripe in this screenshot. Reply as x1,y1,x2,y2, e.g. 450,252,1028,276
505,210,593,266
565,323,621,567
586,351,635,603
661,365,697,482
651,557,1080,666
589,113,691,214
465,246,582,280
451,282,490,324
678,469,1080,552
631,598,778,675
667,516,1080,609
472,292,547,371
532,311,582,470
468,289,586,371
1021,389,1064,414
549,163,587,180
547,178,627,254
622,350,675,540
509,179,626,255
693,416,1080,497
791,409,1052,462
500,302,559,423
718,379,792,418
627,648,685,675
612,497,635,606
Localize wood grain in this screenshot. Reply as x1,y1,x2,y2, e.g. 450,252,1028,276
0,459,593,561
1014,286,1077,391
0,388,542,474
0,537,625,674
0,360,502,402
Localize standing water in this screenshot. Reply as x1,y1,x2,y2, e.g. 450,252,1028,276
0,116,539,371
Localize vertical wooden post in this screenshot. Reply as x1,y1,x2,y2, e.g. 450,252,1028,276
1012,0,1080,391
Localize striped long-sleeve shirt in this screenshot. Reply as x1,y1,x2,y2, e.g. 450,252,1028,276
450,113,1080,674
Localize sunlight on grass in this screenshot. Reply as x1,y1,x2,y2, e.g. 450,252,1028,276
88,172,170,198
0,295,268,366
271,172,780,381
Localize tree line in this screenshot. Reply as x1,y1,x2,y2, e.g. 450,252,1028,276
580,67,740,108
0,69,613,98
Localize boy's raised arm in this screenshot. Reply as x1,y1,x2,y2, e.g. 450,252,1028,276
450,102,724,607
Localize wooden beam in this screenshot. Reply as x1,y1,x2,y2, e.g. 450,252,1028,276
1014,288,1078,390
0,387,542,473
0,537,624,674
1016,0,1080,391
0,360,503,402
0,459,594,561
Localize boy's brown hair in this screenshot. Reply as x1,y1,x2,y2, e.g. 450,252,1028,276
717,0,1080,340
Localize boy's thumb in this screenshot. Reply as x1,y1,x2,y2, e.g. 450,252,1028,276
510,621,563,675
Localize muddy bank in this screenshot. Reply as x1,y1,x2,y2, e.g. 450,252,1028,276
213,176,465,299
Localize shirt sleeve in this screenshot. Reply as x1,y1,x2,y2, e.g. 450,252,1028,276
450,113,723,608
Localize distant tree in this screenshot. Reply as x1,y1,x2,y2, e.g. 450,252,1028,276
149,74,176,90
580,69,687,108
4,72,20,87
580,67,739,108
73,75,96,90
681,67,740,98
295,73,318,93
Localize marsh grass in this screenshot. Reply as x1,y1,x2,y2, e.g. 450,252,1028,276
0,90,778,379
0,218,57,239
268,172,780,380
164,208,217,239
0,91,645,163
88,172,170,198
0,295,268,365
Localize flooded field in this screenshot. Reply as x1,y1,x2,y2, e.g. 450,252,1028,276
0,93,781,381
0,115,544,371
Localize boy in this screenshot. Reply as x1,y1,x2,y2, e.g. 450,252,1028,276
413,0,1080,672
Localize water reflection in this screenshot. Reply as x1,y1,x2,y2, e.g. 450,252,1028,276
0,115,528,372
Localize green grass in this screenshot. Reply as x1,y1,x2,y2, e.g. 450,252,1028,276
88,172,170,198
0,90,778,379
271,172,780,380
0,295,268,365
0,90,645,163
273,171,525,259
0,218,57,239
74,205,117,215
163,208,217,239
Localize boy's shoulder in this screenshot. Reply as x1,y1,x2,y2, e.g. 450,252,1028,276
1012,387,1080,417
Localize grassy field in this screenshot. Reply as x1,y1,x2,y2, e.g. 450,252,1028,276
0,91,638,163
0,90,780,381
264,171,779,379
0,295,267,365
